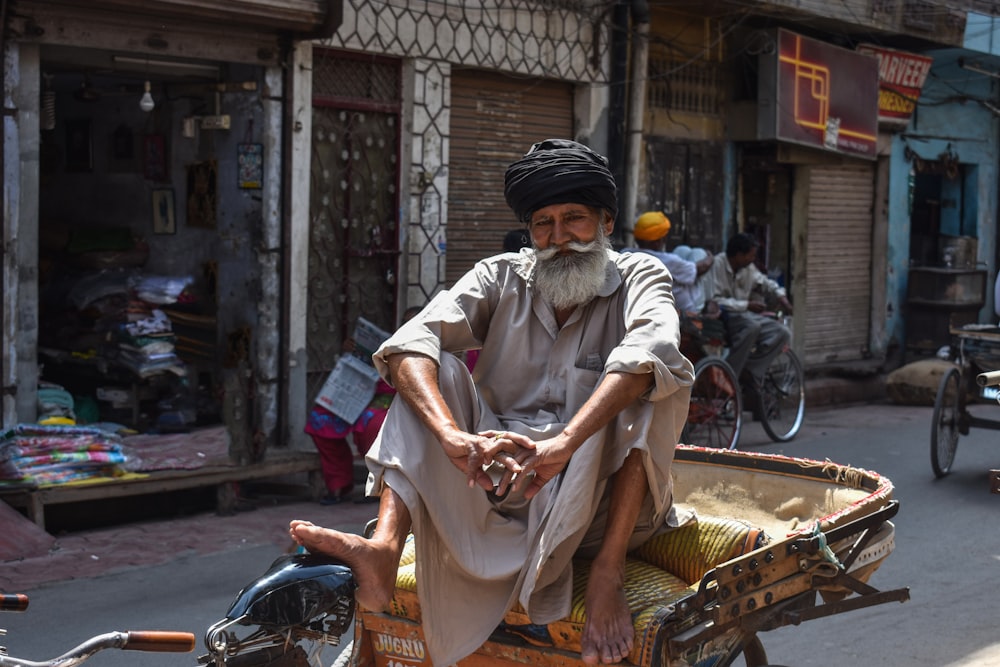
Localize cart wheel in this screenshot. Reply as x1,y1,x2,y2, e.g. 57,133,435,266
739,634,768,667
931,366,961,478
683,356,743,450
758,347,805,443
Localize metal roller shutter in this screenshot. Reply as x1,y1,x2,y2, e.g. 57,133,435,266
447,70,573,287
803,163,875,366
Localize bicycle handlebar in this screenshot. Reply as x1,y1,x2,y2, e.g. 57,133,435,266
123,631,197,652
976,370,1000,387
1,593,29,611
0,631,196,667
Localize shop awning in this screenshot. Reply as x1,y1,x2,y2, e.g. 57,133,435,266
27,0,341,38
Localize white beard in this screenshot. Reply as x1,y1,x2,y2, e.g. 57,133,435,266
532,235,611,310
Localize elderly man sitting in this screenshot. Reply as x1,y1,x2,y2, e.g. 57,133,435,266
289,139,694,666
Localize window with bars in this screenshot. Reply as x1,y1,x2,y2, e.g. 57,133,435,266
313,51,400,105
648,55,723,116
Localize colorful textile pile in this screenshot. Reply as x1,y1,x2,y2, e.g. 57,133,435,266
114,307,185,378
0,423,128,486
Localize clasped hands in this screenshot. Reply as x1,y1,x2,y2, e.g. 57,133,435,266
440,428,571,500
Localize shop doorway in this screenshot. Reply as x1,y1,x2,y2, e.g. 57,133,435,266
646,139,726,254
34,46,268,433
906,158,986,356
740,151,793,284
909,161,978,267
306,50,401,403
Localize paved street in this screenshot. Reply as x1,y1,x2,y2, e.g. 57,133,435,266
738,402,1000,667
2,400,999,666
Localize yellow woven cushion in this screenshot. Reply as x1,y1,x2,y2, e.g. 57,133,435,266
499,558,693,660
633,516,766,584
388,515,767,658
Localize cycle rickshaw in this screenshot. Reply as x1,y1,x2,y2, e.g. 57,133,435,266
929,323,1000,484
680,313,805,450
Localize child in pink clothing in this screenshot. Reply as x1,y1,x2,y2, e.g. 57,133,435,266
304,379,395,504
305,344,479,504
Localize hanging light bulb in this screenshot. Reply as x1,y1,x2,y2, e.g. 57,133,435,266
139,80,155,112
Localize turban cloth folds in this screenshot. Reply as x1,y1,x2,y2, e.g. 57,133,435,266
503,139,618,223
633,211,671,241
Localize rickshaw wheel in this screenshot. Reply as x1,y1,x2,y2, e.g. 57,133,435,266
931,366,961,478
739,634,769,666
683,356,743,450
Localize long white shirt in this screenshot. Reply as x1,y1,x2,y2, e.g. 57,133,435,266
704,253,787,312
369,248,694,665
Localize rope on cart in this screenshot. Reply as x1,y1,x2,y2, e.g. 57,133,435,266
809,521,843,570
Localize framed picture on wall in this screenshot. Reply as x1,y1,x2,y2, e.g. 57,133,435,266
237,142,263,189
186,159,217,228
152,188,176,235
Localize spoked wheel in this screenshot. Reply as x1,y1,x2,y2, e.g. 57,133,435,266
758,348,805,442
930,366,961,478
683,356,743,450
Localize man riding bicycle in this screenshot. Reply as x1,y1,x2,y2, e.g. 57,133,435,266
704,232,793,389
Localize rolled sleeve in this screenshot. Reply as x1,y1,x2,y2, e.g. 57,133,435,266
605,253,694,401
374,261,497,383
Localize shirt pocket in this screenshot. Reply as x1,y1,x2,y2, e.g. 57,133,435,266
566,366,603,412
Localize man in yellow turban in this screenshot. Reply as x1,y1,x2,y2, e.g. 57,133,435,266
624,211,713,314
633,211,672,242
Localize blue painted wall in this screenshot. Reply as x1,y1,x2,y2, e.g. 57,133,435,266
884,45,999,354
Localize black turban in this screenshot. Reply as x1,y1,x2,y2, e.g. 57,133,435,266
503,139,618,223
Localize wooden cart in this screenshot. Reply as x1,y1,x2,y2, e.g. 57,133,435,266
341,446,908,667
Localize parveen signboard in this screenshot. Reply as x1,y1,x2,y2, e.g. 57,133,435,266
856,44,932,126
758,29,879,159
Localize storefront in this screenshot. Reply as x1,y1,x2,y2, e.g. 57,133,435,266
740,29,881,368
883,43,1000,360
3,1,337,454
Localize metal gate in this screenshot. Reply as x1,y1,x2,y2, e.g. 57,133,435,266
802,163,875,365
447,69,573,287
307,50,401,402
645,139,725,252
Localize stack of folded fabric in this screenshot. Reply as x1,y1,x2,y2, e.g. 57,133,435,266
0,423,128,486
115,306,186,378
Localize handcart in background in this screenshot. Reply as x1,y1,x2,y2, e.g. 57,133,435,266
930,324,1000,489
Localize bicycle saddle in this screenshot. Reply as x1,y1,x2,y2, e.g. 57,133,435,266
225,553,357,629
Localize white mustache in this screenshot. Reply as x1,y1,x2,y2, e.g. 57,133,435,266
534,239,603,261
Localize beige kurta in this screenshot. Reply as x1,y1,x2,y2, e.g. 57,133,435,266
367,248,693,666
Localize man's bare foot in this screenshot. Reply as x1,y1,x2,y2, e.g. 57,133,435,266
580,564,633,665
289,519,400,612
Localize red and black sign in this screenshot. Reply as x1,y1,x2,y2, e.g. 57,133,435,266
759,30,880,159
